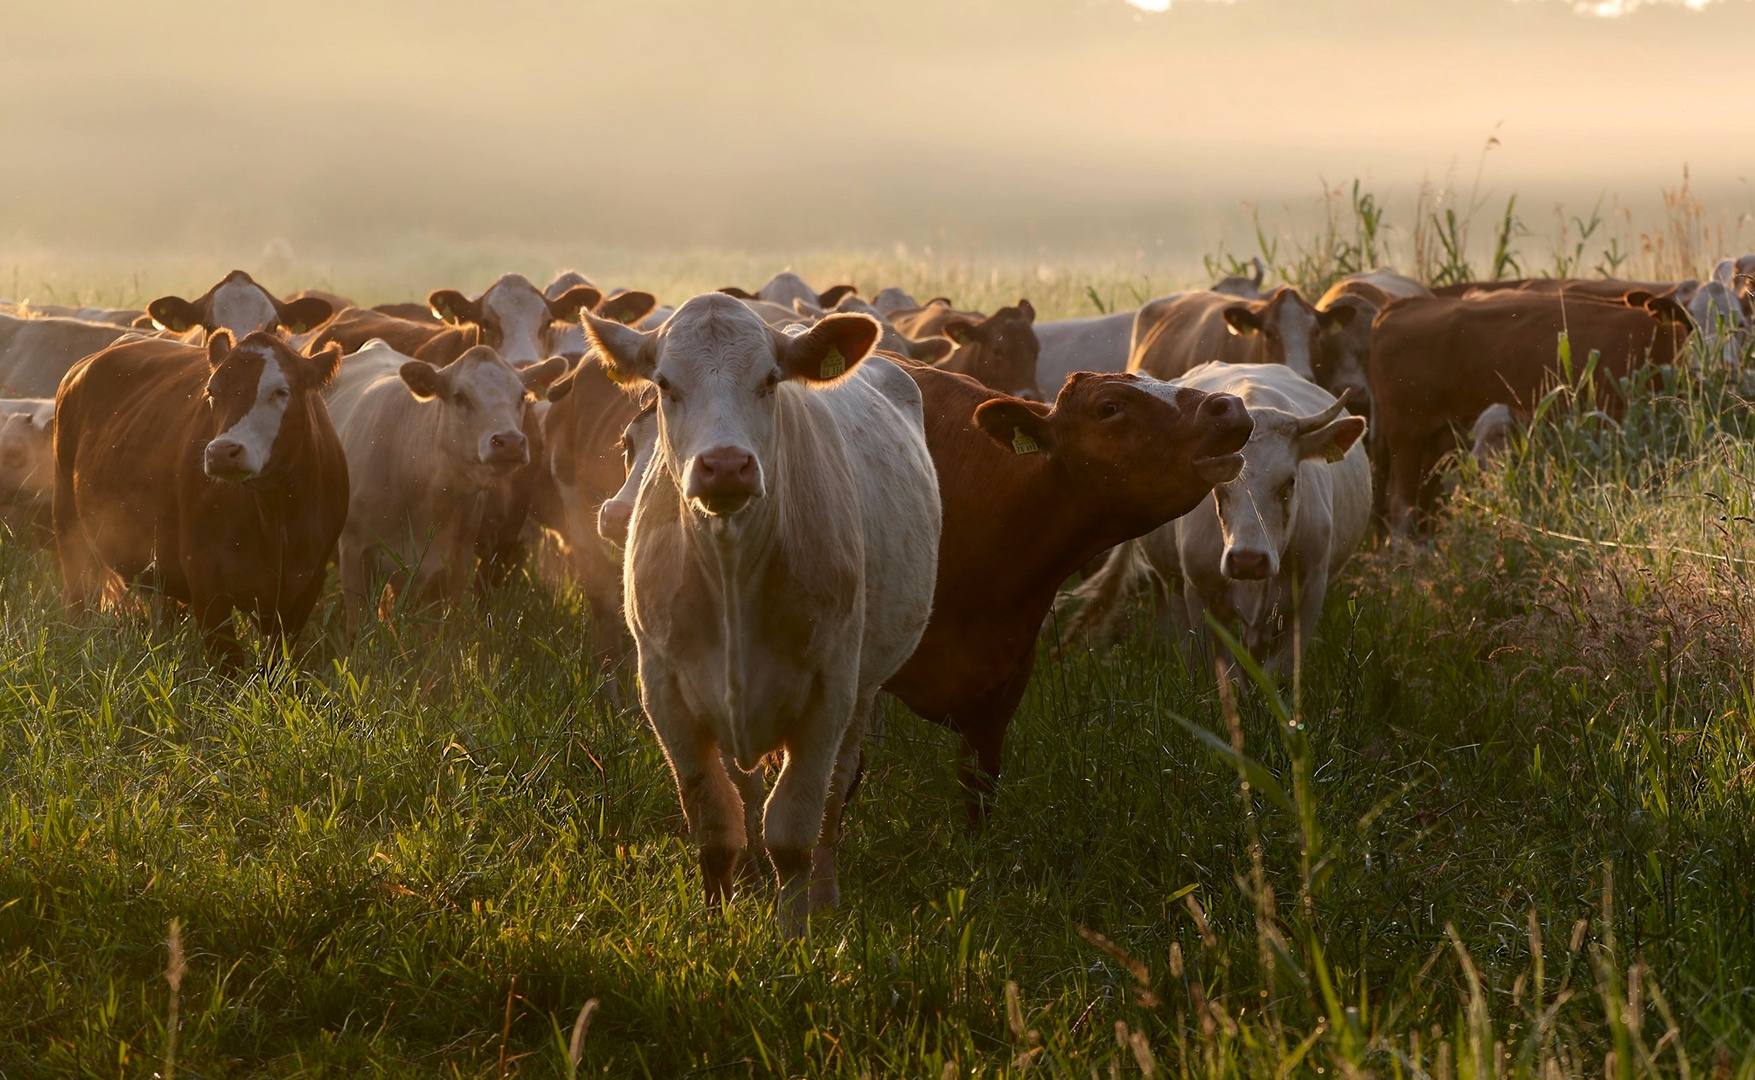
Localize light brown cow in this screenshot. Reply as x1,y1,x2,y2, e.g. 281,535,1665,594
1129,286,1354,389
325,340,565,630
53,332,348,663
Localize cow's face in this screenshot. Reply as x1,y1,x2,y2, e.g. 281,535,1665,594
1312,296,1377,404
202,331,342,482
973,371,1254,535
583,294,880,521
1223,287,1352,383
942,300,1041,401
397,346,566,481
430,274,601,368
0,406,53,502
1683,281,1750,367
150,270,332,337
1211,400,1365,581
598,401,658,547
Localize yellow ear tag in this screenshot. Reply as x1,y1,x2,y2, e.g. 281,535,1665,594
1011,428,1039,455
820,346,846,379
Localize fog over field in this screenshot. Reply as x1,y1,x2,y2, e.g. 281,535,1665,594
2,0,1752,268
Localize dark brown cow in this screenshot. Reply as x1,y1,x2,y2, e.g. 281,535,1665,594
890,298,1042,399
889,362,1252,821
1369,289,1693,532
1129,286,1354,390
148,270,334,338
1431,277,1680,301
54,331,348,663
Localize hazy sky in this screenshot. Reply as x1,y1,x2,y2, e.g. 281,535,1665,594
2,0,1750,257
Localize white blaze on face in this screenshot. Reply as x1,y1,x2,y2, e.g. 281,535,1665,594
208,277,281,336
209,349,290,477
481,280,552,366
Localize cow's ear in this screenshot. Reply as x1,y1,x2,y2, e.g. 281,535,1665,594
275,295,333,335
149,295,202,333
1645,296,1694,327
398,360,445,400
413,325,474,367
595,290,657,325
941,318,979,346
519,355,569,393
792,297,826,319
581,310,658,384
906,335,955,364
974,397,1056,457
1223,306,1263,336
546,364,580,402
815,283,858,308
1016,298,1036,323
307,343,343,387
777,313,879,384
546,285,602,322
206,329,235,369
1298,414,1366,464
718,286,758,300
1319,303,1358,333
428,289,479,326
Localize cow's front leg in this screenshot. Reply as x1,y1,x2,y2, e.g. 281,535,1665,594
763,692,855,936
809,695,872,911
644,673,747,905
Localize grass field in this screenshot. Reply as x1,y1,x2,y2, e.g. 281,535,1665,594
3,236,1754,1077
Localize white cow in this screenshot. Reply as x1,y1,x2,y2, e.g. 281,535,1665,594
0,398,54,534
581,294,940,934
1034,310,1136,396
327,340,565,630
0,314,145,398
1682,278,1750,367
1058,362,1369,674
594,402,657,548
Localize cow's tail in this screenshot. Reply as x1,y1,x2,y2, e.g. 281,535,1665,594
1049,540,1149,653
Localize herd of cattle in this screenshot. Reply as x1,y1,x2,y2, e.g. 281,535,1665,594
1,254,1750,931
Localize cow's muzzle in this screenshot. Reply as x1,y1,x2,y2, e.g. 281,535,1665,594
482,429,529,469
687,447,761,516
1191,393,1252,484
1222,547,1275,581
203,437,257,482
598,498,633,546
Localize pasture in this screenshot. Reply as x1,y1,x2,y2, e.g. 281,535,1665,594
2,238,1753,1078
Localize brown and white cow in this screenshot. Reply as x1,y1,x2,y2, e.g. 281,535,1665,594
148,270,334,339
1129,286,1355,389
325,340,565,631
1369,289,1693,532
427,273,604,367
608,357,1258,824
889,298,1042,399
582,295,941,933
1058,363,1369,674
53,331,348,662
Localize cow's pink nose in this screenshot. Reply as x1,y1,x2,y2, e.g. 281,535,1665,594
486,430,528,464
1223,549,1272,580
597,499,633,545
688,447,759,514
204,439,247,475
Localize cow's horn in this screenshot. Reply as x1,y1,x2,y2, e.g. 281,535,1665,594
1295,395,1351,435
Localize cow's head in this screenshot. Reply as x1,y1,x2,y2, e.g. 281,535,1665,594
1679,279,1750,367
151,270,333,338
1221,287,1353,382
396,345,566,481
1311,295,1379,405
583,293,880,520
939,299,1042,400
972,371,1254,537
0,403,54,504
430,273,602,367
1209,395,1365,581
598,397,659,547
201,331,343,483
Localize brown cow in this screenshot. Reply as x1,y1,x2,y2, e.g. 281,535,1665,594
54,331,348,662
1130,286,1354,390
890,298,1042,399
148,270,334,338
1370,289,1693,532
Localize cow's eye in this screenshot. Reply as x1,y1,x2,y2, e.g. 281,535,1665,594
655,374,679,402
757,370,780,397
272,386,290,401
1096,401,1120,419
452,391,469,409
1278,478,1295,503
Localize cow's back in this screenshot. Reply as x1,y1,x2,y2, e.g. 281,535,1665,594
0,314,140,398
1035,311,1133,394
1128,292,1252,380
